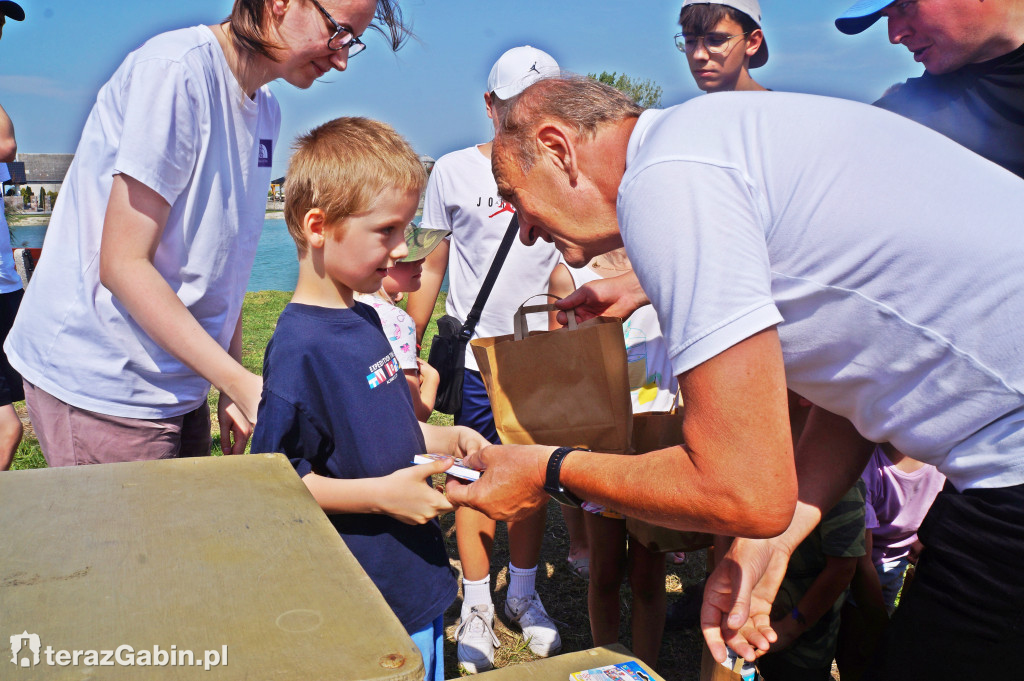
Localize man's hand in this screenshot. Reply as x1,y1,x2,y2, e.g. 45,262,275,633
701,537,792,662
554,270,650,325
444,444,553,522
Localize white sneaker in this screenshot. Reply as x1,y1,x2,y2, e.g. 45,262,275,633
503,593,562,657
456,604,500,674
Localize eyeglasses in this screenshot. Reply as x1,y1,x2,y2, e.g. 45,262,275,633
674,31,748,55
309,0,366,56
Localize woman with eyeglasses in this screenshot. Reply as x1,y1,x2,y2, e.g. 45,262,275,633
676,0,769,93
4,0,408,466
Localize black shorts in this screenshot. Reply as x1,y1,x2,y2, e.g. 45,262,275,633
0,288,25,406
865,480,1024,680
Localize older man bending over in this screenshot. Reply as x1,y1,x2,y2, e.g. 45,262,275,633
444,76,1024,681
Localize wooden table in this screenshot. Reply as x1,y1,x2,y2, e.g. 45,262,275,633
465,644,665,680
1,454,422,680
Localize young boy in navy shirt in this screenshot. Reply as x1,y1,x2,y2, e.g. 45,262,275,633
252,117,490,681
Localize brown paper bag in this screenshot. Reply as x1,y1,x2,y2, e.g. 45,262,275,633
470,302,633,454
625,408,715,553
700,644,747,681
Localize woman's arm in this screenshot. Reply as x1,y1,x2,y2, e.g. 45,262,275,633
98,173,263,423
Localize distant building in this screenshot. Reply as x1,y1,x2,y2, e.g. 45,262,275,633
16,153,74,196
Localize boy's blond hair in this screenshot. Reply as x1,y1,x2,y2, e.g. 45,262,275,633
284,117,426,253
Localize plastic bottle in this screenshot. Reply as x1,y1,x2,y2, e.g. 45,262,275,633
739,659,758,681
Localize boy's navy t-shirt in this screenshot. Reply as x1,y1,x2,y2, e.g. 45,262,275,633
252,302,456,633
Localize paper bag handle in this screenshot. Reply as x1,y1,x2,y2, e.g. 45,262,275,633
514,294,579,340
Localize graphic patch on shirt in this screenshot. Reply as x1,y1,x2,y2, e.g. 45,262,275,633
366,353,401,389
258,139,273,168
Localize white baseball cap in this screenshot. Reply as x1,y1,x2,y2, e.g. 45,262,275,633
679,0,769,68
486,45,560,100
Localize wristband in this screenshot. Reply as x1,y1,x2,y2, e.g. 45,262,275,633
543,447,586,507
791,606,807,627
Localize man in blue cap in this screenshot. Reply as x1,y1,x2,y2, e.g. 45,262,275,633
835,0,1024,179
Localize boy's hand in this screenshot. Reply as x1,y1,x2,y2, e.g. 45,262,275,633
450,426,491,460
380,457,455,525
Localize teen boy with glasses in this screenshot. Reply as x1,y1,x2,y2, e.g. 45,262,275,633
675,0,769,92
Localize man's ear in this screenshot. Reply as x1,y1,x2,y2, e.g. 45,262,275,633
304,208,327,249
536,124,579,185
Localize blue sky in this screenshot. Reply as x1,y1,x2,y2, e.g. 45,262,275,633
0,1,921,178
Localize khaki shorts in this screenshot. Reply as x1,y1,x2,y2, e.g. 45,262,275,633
23,380,212,467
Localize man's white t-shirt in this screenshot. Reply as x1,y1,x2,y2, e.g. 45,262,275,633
4,26,280,418
420,145,559,372
619,92,1024,491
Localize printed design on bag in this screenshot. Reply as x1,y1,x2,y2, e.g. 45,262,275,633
366,354,401,389
624,321,661,405
258,139,272,167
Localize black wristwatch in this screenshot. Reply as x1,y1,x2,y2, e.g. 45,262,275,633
544,446,586,507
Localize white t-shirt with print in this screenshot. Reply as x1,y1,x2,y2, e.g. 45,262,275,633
356,293,418,370
420,145,560,372
5,26,280,419
563,259,677,414
619,92,1024,491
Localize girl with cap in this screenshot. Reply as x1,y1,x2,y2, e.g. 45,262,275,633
357,224,450,421
676,0,769,92
4,1,408,465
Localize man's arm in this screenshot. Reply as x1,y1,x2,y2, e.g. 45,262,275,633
701,406,876,662
0,103,17,162
99,173,263,423
448,327,797,538
405,239,449,345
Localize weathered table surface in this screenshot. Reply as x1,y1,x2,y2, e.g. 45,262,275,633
1,454,422,680
466,643,665,680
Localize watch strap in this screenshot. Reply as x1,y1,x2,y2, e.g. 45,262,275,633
544,446,585,507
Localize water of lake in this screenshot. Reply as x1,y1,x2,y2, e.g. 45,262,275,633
10,215,444,293
12,217,299,293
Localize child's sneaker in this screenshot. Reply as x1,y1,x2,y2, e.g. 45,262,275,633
503,593,561,657
456,604,500,674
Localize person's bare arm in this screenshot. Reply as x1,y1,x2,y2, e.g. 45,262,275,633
98,173,262,424
701,407,876,662
404,359,438,422
302,456,454,525
447,327,797,538
0,102,16,162
405,239,449,345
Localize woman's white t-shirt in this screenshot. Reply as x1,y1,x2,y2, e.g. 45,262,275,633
4,26,280,418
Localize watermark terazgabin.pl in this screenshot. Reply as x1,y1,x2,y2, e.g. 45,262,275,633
10,632,228,671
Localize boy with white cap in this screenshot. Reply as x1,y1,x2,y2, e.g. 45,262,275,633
405,45,562,674
675,0,769,92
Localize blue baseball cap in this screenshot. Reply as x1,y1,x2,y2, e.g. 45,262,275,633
835,0,894,35
0,1,25,21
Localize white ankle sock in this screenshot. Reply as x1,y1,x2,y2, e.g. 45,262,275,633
508,563,537,601
462,574,492,616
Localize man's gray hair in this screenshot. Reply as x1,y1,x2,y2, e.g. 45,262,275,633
495,76,645,172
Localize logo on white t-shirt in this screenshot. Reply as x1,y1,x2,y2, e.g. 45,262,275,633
258,140,272,168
